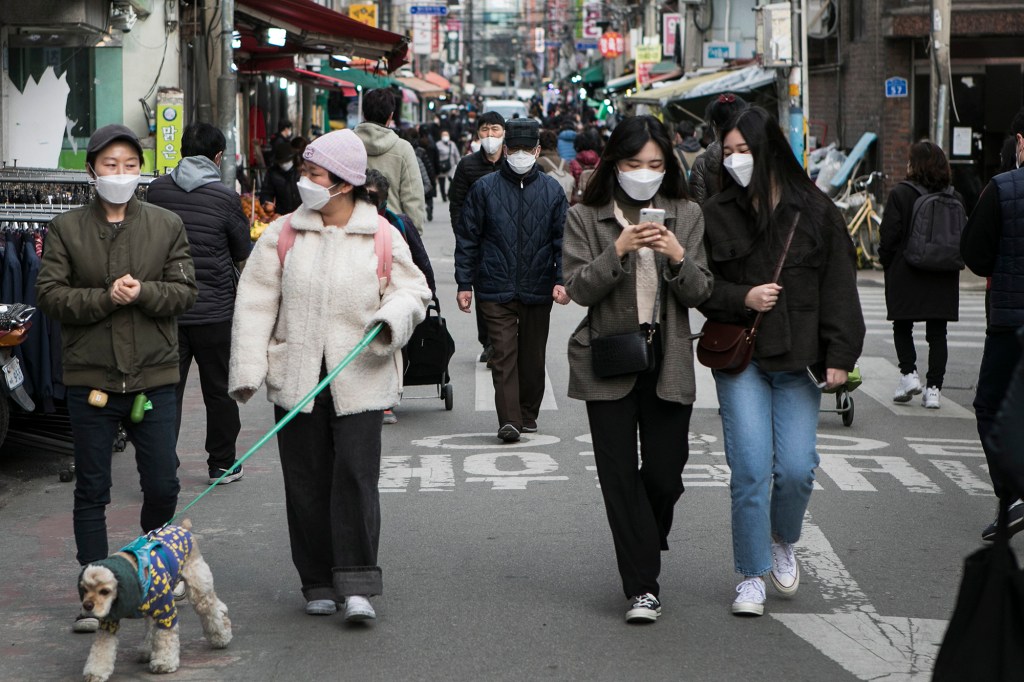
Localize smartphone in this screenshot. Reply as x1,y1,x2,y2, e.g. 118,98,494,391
806,364,827,389
639,208,666,225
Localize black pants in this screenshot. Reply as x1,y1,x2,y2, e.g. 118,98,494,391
478,299,552,429
437,176,448,202
274,391,384,601
975,327,1024,498
67,385,180,565
175,321,240,471
585,371,692,599
892,319,948,388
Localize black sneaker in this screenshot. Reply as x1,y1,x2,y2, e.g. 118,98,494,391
981,499,1024,541
208,465,244,485
73,614,99,633
625,593,661,623
522,421,538,433
478,345,494,363
497,424,520,443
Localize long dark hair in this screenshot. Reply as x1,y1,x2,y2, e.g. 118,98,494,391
719,106,822,231
907,140,951,192
580,115,687,206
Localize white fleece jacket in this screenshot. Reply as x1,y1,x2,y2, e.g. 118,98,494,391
228,201,430,416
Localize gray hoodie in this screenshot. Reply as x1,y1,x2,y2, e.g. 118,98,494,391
353,122,426,230
169,155,222,192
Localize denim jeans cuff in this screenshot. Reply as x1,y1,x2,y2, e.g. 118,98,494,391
333,566,383,597
301,583,334,602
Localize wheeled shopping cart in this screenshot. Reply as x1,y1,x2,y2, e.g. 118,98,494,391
401,296,456,410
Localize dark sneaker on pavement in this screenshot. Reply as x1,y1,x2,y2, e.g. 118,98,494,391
522,421,538,433
981,499,1024,541
497,424,520,443
208,465,244,485
73,614,99,633
625,593,661,623
478,345,494,363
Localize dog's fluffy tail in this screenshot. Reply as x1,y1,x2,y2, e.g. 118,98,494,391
180,518,192,531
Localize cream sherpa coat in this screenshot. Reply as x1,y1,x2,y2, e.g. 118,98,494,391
228,201,430,416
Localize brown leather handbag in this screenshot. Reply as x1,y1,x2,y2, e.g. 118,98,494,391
697,211,801,374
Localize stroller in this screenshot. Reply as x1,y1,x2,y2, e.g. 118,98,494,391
401,295,455,410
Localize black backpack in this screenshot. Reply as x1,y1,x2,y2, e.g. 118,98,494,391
900,181,966,272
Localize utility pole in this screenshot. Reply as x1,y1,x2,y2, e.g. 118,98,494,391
929,0,951,151
218,0,238,186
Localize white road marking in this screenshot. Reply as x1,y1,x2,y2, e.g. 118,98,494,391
929,459,992,496
464,452,569,489
772,515,947,679
475,363,557,411
856,356,975,419
381,454,456,492
818,454,942,493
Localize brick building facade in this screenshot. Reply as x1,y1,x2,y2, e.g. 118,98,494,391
808,1,1024,209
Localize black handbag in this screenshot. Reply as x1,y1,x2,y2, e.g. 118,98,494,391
590,271,662,379
933,500,1024,681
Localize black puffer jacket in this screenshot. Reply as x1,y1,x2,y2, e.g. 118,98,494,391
448,149,503,231
454,162,567,305
147,157,252,325
259,164,301,215
689,140,722,206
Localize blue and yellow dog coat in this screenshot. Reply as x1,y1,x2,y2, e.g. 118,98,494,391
80,526,194,634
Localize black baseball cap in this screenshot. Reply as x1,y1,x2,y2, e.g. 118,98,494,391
86,124,144,161
505,119,540,149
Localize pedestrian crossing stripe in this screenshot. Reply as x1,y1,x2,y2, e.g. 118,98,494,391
475,363,558,412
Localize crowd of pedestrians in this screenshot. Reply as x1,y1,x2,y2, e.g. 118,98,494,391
38,90,1024,632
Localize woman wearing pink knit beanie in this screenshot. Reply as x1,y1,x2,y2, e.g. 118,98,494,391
229,128,431,623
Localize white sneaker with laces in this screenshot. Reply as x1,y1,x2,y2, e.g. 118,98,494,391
769,542,799,596
344,595,376,622
731,577,766,617
922,386,941,409
893,371,922,403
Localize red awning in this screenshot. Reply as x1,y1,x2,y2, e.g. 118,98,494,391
237,57,358,96
235,0,408,71
423,72,451,90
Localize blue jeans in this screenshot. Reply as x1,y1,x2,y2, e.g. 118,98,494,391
67,385,180,565
714,362,821,577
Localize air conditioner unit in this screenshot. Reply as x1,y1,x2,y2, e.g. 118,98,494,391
754,2,793,67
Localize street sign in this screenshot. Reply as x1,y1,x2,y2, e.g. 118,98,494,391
885,76,908,98
410,5,447,15
575,41,598,51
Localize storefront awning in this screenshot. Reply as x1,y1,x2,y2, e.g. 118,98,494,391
423,72,452,90
237,57,358,96
235,0,409,71
321,66,394,90
396,76,446,98
579,63,605,85
626,66,777,105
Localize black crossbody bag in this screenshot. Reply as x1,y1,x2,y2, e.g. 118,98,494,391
589,272,663,379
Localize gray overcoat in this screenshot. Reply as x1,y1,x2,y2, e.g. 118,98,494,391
563,197,714,404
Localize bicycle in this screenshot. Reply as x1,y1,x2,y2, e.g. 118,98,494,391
834,171,885,270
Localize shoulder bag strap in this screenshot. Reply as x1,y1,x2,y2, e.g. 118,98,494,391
750,210,802,334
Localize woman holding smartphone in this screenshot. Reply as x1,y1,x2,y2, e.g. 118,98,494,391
563,115,713,624
699,106,864,617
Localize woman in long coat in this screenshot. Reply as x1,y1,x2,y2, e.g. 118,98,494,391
878,141,962,409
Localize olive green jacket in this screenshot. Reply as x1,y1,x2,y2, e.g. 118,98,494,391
37,196,197,392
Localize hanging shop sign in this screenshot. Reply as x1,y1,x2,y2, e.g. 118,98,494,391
599,31,624,59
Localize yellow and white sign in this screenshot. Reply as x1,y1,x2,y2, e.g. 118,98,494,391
349,4,378,27
156,88,184,174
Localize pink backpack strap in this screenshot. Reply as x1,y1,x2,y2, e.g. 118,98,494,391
374,215,393,295
276,213,296,266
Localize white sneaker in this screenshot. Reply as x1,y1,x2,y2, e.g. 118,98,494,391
344,595,376,622
893,371,922,403
731,577,766,617
305,599,337,616
922,386,941,409
769,542,800,596
625,593,662,624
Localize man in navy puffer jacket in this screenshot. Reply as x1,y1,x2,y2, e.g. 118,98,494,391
455,119,570,442
147,123,252,485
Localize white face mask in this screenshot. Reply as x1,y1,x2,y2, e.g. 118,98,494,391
470,140,481,153
507,151,537,174
90,169,142,205
441,134,450,142
723,152,754,187
280,160,294,172
296,176,342,211
616,168,665,201
480,136,504,155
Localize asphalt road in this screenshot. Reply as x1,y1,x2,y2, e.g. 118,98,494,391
0,203,1000,681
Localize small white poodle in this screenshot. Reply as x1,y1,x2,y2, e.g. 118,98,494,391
77,520,232,682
